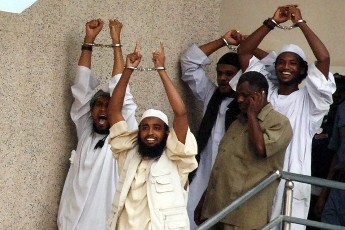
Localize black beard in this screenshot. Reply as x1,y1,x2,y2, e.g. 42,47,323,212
93,123,110,135
137,134,168,159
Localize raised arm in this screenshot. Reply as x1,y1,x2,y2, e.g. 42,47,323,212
153,43,188,143
109,19,124,76
78,19,104,68
237,6,290,71
289,6,330,78
71,19,104,137
108,44,141,126
200,29,243,56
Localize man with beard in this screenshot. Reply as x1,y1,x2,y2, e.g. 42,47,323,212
180,29,244,229
57,19,137,230
199,71,292,229
237,5,336,230
107,43,198,230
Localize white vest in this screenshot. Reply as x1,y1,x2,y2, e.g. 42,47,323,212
108,149,190,230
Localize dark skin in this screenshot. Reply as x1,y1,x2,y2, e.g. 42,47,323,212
79,18,125,133
199,29,244,96
216,64,240,95
108,42,188,144
91,96,110,133
139,117,169,147
275,52,306,95
313,152,337,219
314,90,345,217
237,81,268,157
78,19,104,68
238,5,330,96
238,4,332,219
108,42,191,178
195,81,269,225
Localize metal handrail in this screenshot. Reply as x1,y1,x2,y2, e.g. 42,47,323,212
196,170,345,230
281,171,345,191
197,170,281,230
262,215,345,230
261,215,345,230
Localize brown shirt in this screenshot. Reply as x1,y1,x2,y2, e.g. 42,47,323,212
202,103,292,229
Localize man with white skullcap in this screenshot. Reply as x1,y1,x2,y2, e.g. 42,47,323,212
237,5,336,230
107,42,198,230
57,19,137,230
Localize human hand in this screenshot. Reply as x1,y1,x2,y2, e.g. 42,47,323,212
84,19,104,43
194,192,206,225
288,5,303,23
126,43,142,68
237,34,249,45
152,42,165,68
272,5,296,24
109,19,123,43
223,29,244,46
247,91,265,116
313,197,326,219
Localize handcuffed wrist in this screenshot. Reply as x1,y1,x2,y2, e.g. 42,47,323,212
222,37,231,49
263,18,276,30
124,66,137,70
82,42,122,48
81,44,92,51
221,37,237,52
263,18,307,31
295,19,306,27
83,42,95,47
123,66,166,71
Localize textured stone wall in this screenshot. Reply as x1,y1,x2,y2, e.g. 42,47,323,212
0,0,221,229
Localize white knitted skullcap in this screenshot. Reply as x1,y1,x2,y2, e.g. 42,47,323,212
140,109,169,126
278,44,306,61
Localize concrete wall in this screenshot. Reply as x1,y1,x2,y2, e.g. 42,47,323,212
1,0,344,229
0,0,221,229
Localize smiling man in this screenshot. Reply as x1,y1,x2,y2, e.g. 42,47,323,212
237,5,336,230
136,109,169,159
107,43,197,230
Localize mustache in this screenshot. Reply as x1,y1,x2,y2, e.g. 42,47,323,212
137,134,168,159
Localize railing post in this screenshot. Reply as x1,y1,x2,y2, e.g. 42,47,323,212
283,180,294,230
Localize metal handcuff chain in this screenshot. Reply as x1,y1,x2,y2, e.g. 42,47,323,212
82,43,165,71
271,18,307,31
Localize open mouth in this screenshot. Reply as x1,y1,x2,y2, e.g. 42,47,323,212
98,114,107,125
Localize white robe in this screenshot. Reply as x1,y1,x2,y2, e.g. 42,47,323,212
246,53,336,229
180,44,241,229
57,66,137,230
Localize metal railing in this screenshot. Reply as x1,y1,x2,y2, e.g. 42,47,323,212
196,170,345,230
